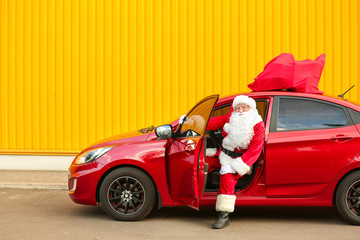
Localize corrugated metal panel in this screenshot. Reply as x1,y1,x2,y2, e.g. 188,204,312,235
0,0,359,154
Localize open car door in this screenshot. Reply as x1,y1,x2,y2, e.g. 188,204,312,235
166,94,219,209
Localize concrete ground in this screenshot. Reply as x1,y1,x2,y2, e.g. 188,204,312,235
1,188,360,240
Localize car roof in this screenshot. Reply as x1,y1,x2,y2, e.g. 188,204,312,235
217,91,360,111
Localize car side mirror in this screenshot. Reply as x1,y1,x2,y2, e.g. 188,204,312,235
155,125,173,139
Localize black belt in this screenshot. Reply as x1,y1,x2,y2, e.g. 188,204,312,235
222,148,243,158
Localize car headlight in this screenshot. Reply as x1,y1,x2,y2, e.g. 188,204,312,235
75,146,114,165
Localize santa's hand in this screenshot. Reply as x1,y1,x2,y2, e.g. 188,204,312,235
219,164,236,175
223,123,230,133
179,115,187,125
206,148,217,157
231,157,250,176
246,165,253,175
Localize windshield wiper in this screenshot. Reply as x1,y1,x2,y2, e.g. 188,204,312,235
138,125,155,134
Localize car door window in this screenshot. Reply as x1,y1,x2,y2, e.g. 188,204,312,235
276,98,348,131
179,96,218,137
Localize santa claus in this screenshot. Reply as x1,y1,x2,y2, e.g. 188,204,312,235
207,95,265,229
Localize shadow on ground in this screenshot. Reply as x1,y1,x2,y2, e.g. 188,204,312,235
74,203,345,226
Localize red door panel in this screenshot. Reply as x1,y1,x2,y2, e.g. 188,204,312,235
266,125,360,198
166,137,204,208
166,94,219,209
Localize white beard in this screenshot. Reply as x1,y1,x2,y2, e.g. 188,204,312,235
222,109,262,151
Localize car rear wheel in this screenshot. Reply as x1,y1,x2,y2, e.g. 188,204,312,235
99,167,156,221
336,171,360,225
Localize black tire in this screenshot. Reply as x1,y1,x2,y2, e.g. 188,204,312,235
99,167,156,221
336,171,360,225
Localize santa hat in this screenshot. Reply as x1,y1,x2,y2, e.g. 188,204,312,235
232,95,256,110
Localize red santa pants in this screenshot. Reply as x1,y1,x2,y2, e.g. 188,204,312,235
218,173,241,195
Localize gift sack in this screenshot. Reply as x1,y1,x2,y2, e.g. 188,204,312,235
248,53,325,94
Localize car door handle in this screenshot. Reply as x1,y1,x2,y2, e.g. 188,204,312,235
330,135,353,142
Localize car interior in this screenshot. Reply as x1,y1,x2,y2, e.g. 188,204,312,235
204,100,268,192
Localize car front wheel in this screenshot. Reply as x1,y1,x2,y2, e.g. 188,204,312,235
99,167,156,221
336,171,360,225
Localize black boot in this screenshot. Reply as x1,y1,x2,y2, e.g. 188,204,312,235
212,211,230,229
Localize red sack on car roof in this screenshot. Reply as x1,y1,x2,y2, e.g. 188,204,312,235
248,53,325,94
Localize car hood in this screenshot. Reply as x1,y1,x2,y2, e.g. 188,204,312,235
88,130,152,149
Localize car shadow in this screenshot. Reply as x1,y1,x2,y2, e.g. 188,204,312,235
150,205,346,226
70,203,346,227
67,204,110,220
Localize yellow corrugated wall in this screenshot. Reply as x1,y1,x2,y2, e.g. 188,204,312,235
0,0,359,154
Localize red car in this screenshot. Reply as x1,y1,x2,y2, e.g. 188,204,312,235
68,92,360,225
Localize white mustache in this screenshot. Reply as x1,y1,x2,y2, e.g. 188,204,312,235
232,111,248,117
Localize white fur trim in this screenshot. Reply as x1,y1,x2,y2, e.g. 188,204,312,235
219,151,233,166
206,148,217,157
231,157,250,176
216,194,236,212
219,164,236,175
232,95,256,110
223,122,230,134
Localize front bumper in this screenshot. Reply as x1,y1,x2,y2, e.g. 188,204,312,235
68,161,108,206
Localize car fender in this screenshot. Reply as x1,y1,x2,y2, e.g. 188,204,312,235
315,151,360,206
331,151,360,200
341,151,360,173
96,140,174,207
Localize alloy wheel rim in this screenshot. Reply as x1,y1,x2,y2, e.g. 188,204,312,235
345,180,360,218
107,176,146,215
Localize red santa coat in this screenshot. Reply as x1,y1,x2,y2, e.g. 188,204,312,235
207,110,265,168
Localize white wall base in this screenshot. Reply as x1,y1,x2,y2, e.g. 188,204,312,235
0,155,76,171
